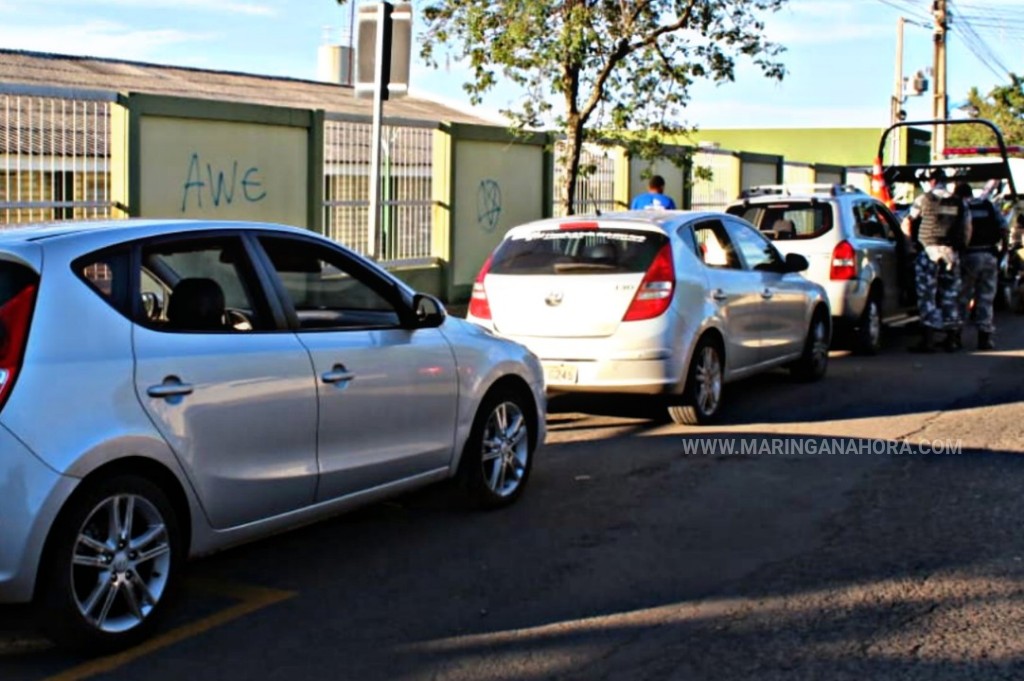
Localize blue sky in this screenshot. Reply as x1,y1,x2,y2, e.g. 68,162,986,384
0,0,1019,130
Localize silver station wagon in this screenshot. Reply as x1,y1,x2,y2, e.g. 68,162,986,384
0,220,545,653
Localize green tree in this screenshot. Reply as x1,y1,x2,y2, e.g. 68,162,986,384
948,74,1024,151
412,0,787,213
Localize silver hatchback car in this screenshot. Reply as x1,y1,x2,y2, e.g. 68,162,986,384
0,220,545,652
726,184,916,354
466,211,831,425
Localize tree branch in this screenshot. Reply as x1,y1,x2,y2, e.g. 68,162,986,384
578,0,697,125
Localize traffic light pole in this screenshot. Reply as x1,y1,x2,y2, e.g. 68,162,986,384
367,2,393,260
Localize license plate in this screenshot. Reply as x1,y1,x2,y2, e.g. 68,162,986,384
543,363,578,385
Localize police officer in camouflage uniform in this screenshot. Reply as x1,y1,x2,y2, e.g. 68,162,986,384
900,168,971,353
955,181,1007,350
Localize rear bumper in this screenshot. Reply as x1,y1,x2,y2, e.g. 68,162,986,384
543,357,680,395
0,422,78,603
498,327,689,395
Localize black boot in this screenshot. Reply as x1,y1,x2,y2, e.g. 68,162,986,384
909,327,937,353
978,331,995,351
943,328,962,352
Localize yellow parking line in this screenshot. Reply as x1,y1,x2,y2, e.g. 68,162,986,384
43,580,295,681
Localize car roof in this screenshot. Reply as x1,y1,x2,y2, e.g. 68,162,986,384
731,184,869,205
504,210,727,236
0,218,314,246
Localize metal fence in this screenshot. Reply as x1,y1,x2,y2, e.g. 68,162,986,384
552,141,618,216
690,149,738,211
323,114,436,261
0,85,116,225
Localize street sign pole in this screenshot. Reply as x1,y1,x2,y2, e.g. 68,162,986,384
366,2,392,260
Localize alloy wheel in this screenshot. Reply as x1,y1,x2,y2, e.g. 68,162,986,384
695,346,722,417
480,401,529,498
71,494,171,634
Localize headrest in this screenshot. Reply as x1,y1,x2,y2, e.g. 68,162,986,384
167,278,226,331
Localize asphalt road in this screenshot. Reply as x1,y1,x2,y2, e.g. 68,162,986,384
3,315,1024,681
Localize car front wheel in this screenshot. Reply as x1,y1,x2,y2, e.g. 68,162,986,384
37,474,182,654
456,387,535,509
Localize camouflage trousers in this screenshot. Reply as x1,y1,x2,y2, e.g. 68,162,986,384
915,249,961,330
960,250,998,333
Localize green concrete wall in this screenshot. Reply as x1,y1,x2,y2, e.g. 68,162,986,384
690,128,932,166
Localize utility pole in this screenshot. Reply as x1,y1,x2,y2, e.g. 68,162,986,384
932,0,948,160
891,16,905,163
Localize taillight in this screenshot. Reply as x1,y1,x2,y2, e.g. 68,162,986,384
468,255,493,320
623,244,675,321
830,240,857,280
0,283,38,410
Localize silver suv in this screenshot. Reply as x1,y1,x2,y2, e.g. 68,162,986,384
726,184,916,353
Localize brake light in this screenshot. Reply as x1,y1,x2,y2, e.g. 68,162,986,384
468,255,493,320
0,283,37,410
559,221,599,230
623,244,675,321
830,240,857,280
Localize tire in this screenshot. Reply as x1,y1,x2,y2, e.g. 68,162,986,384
36,474,183,654
455,387,535,509
853,295,882,355
667,337,723,426
791,311,830,382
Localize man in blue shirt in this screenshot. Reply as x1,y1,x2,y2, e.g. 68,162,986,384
631,175,677,210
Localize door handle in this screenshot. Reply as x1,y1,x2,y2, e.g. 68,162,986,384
321,365,355,385
147,378,193,399
761,288,774,300
712,289,729,302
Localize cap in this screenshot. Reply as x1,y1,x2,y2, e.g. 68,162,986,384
925,167,947,182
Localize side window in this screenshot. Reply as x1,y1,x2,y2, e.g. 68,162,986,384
258,236,402,330
75,248,131,315
854,201,890,240
139,236,267,333
724,220,783,271
876,204,903,242
692,219,742,270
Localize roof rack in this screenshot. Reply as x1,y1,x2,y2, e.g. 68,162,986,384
740,183,865,199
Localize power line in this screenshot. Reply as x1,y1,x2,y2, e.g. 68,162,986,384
949,0,1014,81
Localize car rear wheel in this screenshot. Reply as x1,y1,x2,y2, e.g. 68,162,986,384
455,387,535,509
36,475,182,654
853,296,882,355
668,338,723,426
791,312,830,382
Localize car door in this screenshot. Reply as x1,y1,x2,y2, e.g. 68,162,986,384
876,202,917,312
132,233,319,530
852,199,902,317
690,219,762,373
253,234,459,502
723,218,808,361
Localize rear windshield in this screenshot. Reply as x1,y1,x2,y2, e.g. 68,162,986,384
489,229,668,275
727,202,834,241
0,261,37,306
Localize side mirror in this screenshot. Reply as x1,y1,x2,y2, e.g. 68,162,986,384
785,253,809,273
412,293,447,328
